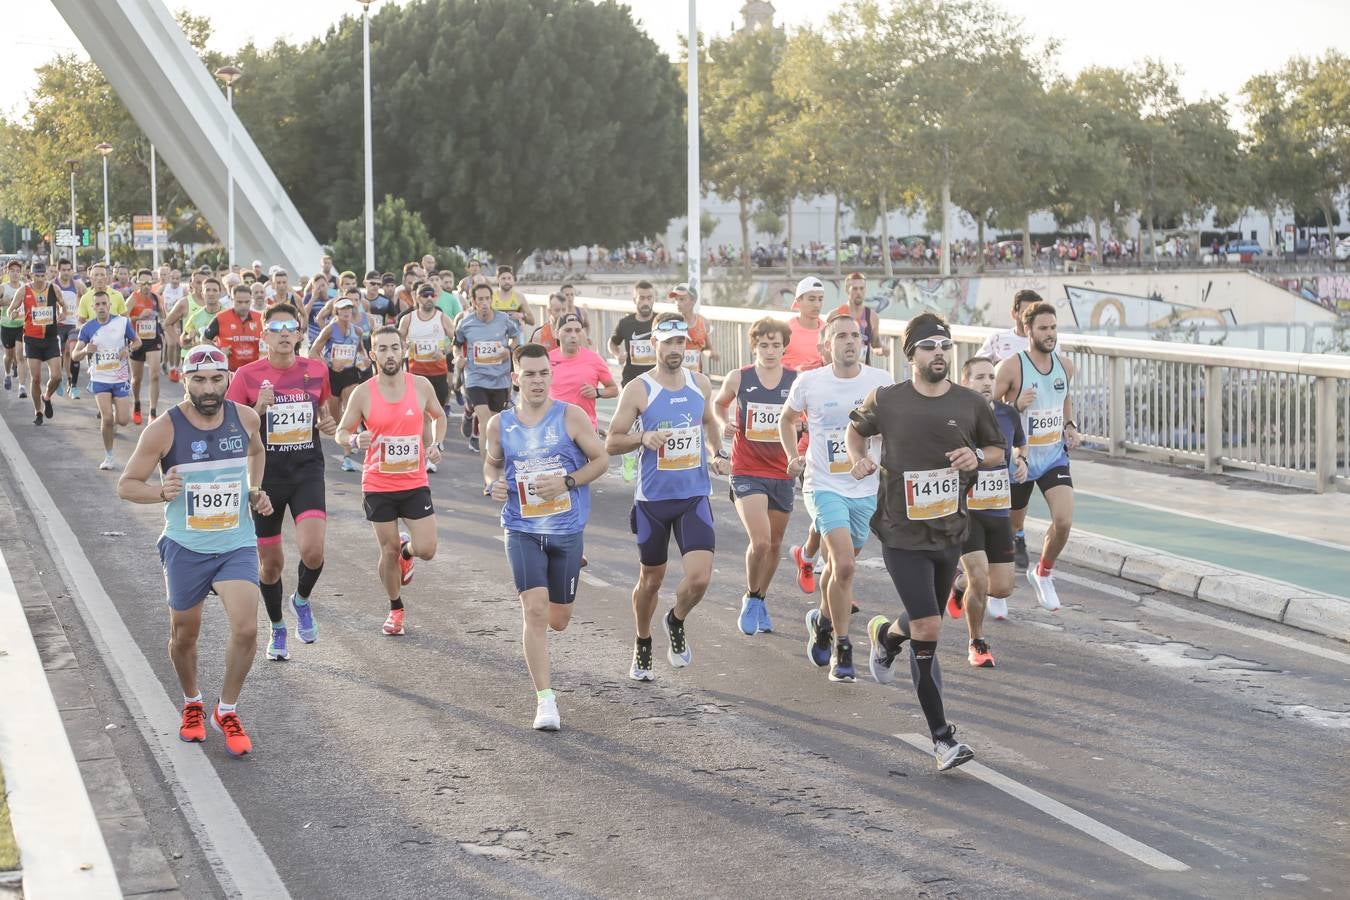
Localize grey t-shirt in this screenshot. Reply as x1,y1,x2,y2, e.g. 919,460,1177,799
455,312,521,390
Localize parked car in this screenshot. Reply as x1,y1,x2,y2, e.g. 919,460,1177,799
1224,240,1263,263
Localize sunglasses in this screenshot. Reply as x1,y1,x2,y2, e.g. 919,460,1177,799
182,346,228,371
912,338,953,352
654,319,689,335
264,320,300,333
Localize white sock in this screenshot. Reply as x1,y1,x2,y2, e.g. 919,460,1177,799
216,701,237,716
184,693,202,705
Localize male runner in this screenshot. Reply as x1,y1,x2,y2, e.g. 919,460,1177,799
117,344,272,758
491,265,535,325
1,260,25,394
454,282,521,457
484,343,609,730
605,313,730,681
608,281,658,481
435,270,462,319
842,272,887,364
204,285,263,372
167,277,224,348
399,282,455,469
782,276,828,589
310,295,371,472
6,261,65,425
780,310,892,682
671,283,716,372
995,302,1079,611
948,356,1027,665
54,258,86,398
528,294,569,350
71,291,141,469
77,263,126,321
547,312,617,428
714,316,795,635
226,304,336,660
334,326,445,635
126,269,164,423
850,313,1004,771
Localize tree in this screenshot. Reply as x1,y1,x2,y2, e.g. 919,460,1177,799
330,195,435,274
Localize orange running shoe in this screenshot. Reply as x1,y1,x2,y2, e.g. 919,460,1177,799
947,585,963,619
168,367,179,382
791,545,816,594
133,409,143,425
211,708,253,757
179,700,206,743
968,638,995,668
398,532,415,585
383,608,405,635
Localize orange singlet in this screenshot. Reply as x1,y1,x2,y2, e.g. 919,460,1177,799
361,372,428,493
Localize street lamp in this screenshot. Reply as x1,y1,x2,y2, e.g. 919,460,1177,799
215,63,243,268
96,142,113,264
686,0,700,294
66,158,78,265
150,144,160,269
357,1,378,275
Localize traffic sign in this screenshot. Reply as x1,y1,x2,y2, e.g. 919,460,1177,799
55,228,78,247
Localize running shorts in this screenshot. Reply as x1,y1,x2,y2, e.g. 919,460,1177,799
630,496,716,567
1011,464,1073,511
1,325,21,349
157,536,258,612
130,338,163,360
465,385,509,412
728,474,794,513
328,365,364,397
880,545,961,622
505,530,584,604
23,336,60,361
363,486,434,523
255,478,328,543
804,490,875,550
961,512,1014,565
91,380,130,399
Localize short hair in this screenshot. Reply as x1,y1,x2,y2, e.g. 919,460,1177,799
92,289,109,301
961,355,996,378
560,282,575,292
264,303,299,322
437,269,455,279
90,262,108,272
467,258,480,266
496,265,514,276
471,282,493,299
1021,301,1057,329
547,292,567,306
633,280,654,294
749,316,790,345
1013,289,1042,308
57,257,72,267
371,325,401,343
513,342,550,364
232,284,251,298
137,268,152,278
203,276,222,289
344,286,361,297
844,271,866,284
824,307,856,336
402,262,419,276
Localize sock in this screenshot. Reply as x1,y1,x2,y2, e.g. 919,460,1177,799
297,561,323,600
260,579,284,625
801,548,818,564
668,608,684,626
184,693,202,705
1037,559,1054,577
390,597,404,611
216,701,237,716
400,542,413,560
878,619,909,654
818,611,832,631
907,640,948,739
637,635,652,648
134,400,141,412
536,688,555,701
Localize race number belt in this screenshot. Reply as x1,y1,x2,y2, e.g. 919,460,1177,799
968,468,1011,511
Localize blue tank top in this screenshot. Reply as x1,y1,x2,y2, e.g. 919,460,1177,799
159,403,256,553
1018,351,1070,479
635,368,709,502
324,319,363,367
499,401,591,534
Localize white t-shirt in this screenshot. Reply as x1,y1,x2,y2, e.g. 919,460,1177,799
77,315,136,384
161,284,185,306
975,330,1027,362
785,364,893,498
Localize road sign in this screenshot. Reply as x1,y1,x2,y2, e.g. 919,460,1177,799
81,228,91,247
55,228,78,247
132,215,168,250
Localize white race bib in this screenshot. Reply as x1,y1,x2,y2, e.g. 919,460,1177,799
266,402,314,447
629,338,656,367
657,425,702,470
412,339,441,363
93,349,121,375
824,427,851,474
31,305,54,326
185,481,242,531
903,467,960,520
682,349,702,370
515,467,572,519
1027,408,1064,447
472,340,506,365
137,317,157,339
968,468,1011,511
379,435,420,473
332,343,357,365
744,402,782,443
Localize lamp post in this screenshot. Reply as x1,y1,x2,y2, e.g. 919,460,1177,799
214,64,243,268
686,0,700,295
150,144,160,269
96,142,113,264
66,158,78,265
357,1,378,275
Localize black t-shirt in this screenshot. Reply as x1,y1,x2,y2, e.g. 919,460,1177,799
850,381,1004,551
611,313,657,386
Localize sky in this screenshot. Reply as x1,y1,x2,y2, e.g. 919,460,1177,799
7,0,1350,117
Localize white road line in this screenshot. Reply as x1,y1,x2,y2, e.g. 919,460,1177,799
1053,570,1350,667
894,734,1190,872
579,571,609,588
0,415,292,899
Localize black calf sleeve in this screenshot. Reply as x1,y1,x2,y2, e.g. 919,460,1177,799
297,561,324,599
70,359,80,383
260,580,284,625
908,640,949,740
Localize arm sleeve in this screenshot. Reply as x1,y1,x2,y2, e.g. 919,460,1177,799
203,318,219,341
848,387,883,438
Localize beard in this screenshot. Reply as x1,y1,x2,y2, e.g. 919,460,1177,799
380,358,402,376
1033,335,1057,354
189,392,223,416
918,359,948,383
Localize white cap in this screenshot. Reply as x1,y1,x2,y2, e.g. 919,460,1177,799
794,276,824,298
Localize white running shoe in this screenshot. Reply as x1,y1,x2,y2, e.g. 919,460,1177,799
987,596,1009,620
533,695,560,731
98,453,114,471
1026,569,1061,611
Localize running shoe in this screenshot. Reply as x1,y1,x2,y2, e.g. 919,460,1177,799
987,596,1009,620
169,367,179,382
179,701,206,743
382,608,405,635
54,383,65,397
1013,534,1028,572
98,452,114,471
265,625,289,660
663,609,691,668
211,708,253,757
398,532,415,585
968,638,995,668
43,397,54,419
621,451,637,483
133,408,143,425
460,408,473,439
866,615,900,684
69,385,80,400
790,544,816,594
737,594,759,636
828,637,856,683
3,374,9,390
804,608,832,668
755,598,773,634
292,593,318,643
533,695,561,731
1026,568,1061,611
468,435,480,454
629,640,655,682
18,385,27,399
946,584,963,619
933,726,974,771
33,413,43,426
340,455,357,472
426,460,437,473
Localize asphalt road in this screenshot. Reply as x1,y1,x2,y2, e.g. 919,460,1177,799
2,378,1347,900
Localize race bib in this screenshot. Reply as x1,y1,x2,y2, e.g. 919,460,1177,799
629,338,656,367
744,402,782,443
137,318,157,339
412,339,440,363
472,340,506,365
267,401,314,447
31,305,54,326
1027,408,1064,447
185,481,242,531
379,435,420,473
824,427,851,474
657,425,702,470
682,349,702,370
332,343,357,365
968,468,1011,511
515,467,572,519
93,349,121,375
903,467,960,521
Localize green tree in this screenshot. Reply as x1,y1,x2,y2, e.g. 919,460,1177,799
330,194,434,273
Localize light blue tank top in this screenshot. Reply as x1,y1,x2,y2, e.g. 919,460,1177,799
324,319,363,366
159,404,256,553
1018,351,1070,479
499,401,591,534
635,368,709,502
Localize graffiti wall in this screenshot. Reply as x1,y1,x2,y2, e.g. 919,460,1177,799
1273,275,1350,315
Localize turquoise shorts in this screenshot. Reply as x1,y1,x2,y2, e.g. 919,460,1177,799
803,490,875,550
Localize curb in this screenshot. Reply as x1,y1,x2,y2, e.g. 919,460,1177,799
1023,519,1350,643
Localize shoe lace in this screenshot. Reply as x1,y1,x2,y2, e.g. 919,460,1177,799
669,620,686,654
217,712,244,737
835,639,852,665
635,643,653,668
971,638,989,655
182,705,204,729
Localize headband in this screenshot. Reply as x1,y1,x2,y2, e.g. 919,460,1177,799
904,319,951,356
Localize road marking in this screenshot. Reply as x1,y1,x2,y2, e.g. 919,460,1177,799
579,572,609,588
1054,570,1350,667
0,414,292,899
894,733,1190,872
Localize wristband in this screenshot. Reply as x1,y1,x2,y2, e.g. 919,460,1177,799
349,433,360,450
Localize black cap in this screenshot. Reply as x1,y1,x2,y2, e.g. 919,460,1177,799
382,274,396,285
417,284,437,297
30,261,47,274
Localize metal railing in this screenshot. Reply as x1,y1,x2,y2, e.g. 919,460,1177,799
525,292,1350,492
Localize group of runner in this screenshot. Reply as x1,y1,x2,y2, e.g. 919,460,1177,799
5,256,1078,770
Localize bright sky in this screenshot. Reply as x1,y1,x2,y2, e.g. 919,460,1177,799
6,0,1350,117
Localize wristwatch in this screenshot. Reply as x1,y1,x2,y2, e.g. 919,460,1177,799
715,449,730,460
563,474,577,491
973,447,985,462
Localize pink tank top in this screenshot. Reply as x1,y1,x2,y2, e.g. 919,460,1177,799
361,373,428,493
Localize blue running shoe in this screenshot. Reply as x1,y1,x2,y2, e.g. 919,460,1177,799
737,594,758,635
804,608,832,668
70,385,81,400
756,598,773,633
292,593,318,643
829,637,856,683
340,455,357,472
54,383,65,397
266,625,289,660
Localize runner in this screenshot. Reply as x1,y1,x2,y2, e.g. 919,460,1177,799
116,344,272,758
166,277,224,349
607,281,658,481
6,261,65,426
204,285,264,372
491,265,535,325
782,276,828,588
528,294,569,350
713,316,796,635
310,295,371,472
547,312,617,428
947,356,1028,665
77,262,127,322
71,291,141,470
605,313,730,681
454,282,521,457
484,343,609,730
849,313,1004,770
225,303,335,659
334,326,446,635
779,310,892,682
995,301,1079,611
435,270,462,320
842,272,887,364
670,283,717,373
456,258,483,302
558,283,590,337
54,258,86,398
126,268,164,424
1,260,25,396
